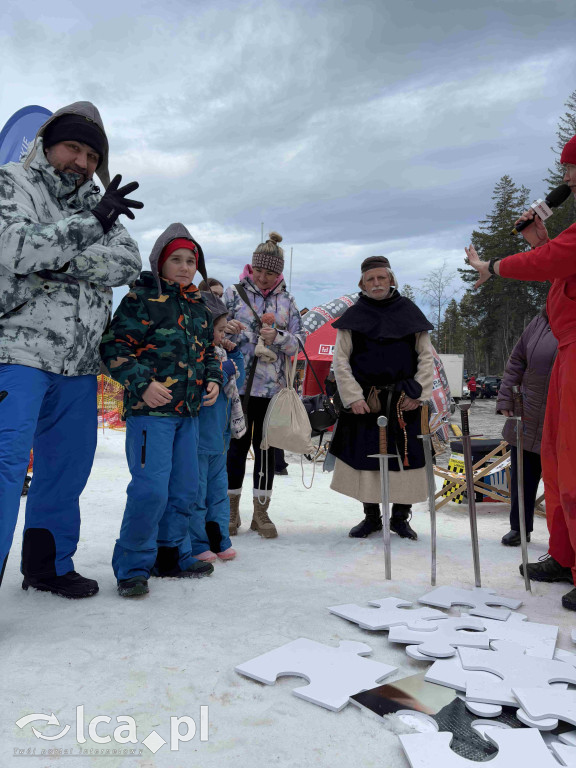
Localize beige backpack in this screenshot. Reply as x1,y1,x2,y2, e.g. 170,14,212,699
261,356,316,455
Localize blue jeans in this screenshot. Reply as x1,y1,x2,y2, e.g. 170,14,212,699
0,364,97,581
189,452,232,555
112,416,200,581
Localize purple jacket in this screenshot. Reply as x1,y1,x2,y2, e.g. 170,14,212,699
497,313,558,454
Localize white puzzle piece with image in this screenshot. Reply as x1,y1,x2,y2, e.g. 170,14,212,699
235,638,397,711
418,586,522,621
328,597,445,631
399,726,560,768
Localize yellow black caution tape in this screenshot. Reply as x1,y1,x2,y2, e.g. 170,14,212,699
442,453,465,504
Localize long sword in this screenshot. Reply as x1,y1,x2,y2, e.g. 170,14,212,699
369,415,394,580
512,385,531,592
459,403,481,587
418,403,437,585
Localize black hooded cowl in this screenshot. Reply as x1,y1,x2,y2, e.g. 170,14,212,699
332,291,433,338
330,291,434,473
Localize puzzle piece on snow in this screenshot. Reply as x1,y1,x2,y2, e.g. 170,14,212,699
399,727,560,768
234,638,397,711
418,586,522,621
459,641,576,706
328,597,446,631
387,616,490,658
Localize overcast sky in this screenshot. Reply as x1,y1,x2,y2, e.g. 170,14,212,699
1,0,575,315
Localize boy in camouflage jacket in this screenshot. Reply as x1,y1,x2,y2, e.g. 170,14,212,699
100,224,223,597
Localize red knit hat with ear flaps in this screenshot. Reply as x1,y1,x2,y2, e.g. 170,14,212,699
158,238,198,274
560,136,576,165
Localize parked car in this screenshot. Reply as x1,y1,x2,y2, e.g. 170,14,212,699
480,376,501,398
462,382,470,399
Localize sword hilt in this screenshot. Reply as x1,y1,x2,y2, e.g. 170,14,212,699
459,404,471,436
512,385,524,419
377,415,388,454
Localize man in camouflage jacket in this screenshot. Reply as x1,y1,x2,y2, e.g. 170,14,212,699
0,101,142,599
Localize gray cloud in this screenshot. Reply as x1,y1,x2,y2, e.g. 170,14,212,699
2,0,575,312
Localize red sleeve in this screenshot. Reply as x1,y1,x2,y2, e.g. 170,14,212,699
499,223,576,282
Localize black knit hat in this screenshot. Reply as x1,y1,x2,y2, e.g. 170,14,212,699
361,255,391,273
43,114,106,165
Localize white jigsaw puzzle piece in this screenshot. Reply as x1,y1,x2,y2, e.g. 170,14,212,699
551,741,576,767
399,727,560,768
468,612,558,659
516,709,559,730
235,638,396,711
418,586,522,621
513,688,576,728
459,641,576,706
555,648,576,666
328,597,446,631
388,616,489,658
559,731,576,747
465,700,503,717
426,653,500,691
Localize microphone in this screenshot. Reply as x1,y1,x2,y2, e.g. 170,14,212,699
511,184,571,235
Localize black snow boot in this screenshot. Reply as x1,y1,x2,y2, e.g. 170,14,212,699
118,577,149,598
562,588,576,611
502,529,531,546
21,527,99,598
22,571,99,598
349,504,382,538
519,554,573,583
151,546,214,578
390,504,418,540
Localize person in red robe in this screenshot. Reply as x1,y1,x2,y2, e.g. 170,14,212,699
465,134,576,611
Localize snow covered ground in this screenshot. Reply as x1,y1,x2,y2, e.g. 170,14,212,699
2,401,573,768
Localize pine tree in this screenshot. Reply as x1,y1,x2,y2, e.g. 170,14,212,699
460,175,540,373
440,299,466,354
544,89,576,238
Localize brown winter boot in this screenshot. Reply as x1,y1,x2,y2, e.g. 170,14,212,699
229,494,241,536
250,497,278,538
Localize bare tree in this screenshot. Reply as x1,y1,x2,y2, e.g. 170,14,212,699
420,260,458,350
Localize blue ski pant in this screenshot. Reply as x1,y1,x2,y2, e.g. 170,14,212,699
0,364,97,581
112,416,200,581
189,452,232,555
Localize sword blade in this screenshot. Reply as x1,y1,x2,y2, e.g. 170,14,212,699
459,404,481,587
420,435,437,585
379,455,392,580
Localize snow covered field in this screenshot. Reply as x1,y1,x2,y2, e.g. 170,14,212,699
2,401,573,768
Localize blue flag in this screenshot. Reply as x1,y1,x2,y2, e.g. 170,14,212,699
0,105,52,165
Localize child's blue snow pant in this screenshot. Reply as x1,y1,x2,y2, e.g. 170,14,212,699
188,452,232,555
0,364,97,584
112,416,200,581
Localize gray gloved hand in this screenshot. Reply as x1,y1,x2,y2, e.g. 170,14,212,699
92,174,144,233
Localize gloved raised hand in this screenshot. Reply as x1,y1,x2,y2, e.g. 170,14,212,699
92,174,144,233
